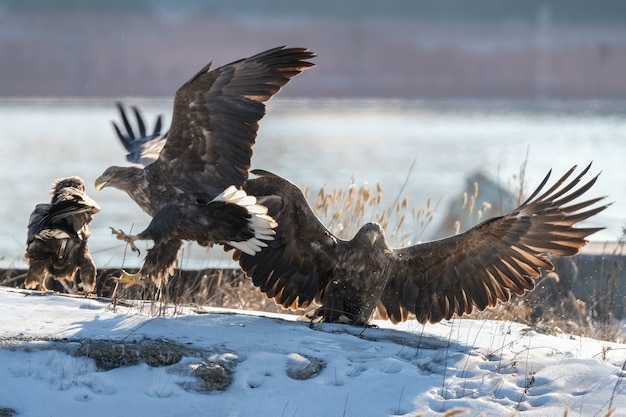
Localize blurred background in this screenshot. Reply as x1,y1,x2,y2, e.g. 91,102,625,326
0,0,625,270
2,0,626,98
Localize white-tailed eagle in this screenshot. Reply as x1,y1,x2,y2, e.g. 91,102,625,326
25,176,100,293
95,46,315,287
232,166,608,325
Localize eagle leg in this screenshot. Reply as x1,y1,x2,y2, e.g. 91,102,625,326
109,227,141,254
24,262,51,292
116,270,145,289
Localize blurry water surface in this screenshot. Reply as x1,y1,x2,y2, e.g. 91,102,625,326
0,98,624,269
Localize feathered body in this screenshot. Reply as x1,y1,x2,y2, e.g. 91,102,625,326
233,165,608,325
96,47,315,285
102,100,608,324
25,176,100,292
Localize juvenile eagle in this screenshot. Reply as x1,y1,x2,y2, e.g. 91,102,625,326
95,46,315,286
232,166,608,325
25,176,100,293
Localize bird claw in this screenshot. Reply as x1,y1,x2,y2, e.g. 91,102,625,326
33,285,52,293
115,270,144,289
109,227,141,254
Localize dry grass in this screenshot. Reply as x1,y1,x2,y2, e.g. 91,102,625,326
428,161,625,342
3,168,623,343
190,174,621,343
250,171,622,343
303,170,623,342
306,177,435,244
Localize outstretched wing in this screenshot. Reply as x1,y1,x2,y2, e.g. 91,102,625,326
232,170,338,310
112,102,167,166
379,164,608,324
154,46,315,194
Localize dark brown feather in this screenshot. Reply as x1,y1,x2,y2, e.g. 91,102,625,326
158,46,316,195
233,165,608,325
236,170,336,309
96,47,315,286
25,176,100,293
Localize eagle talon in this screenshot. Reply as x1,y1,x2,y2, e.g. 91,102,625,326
109,227,141,254
27,283,51,293
116,270,144,289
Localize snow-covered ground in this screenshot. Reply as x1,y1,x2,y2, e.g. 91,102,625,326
0,286,625,417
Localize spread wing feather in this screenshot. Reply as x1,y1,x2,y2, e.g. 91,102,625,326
156,47,315,193
234,169,338,309
112,102,166,166
232,165,605,325
379,163,608,324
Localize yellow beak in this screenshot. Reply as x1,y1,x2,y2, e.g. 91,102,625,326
366,230,378,246
94,176,107,191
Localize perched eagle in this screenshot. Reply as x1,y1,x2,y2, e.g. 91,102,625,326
25,176,100,293
95,46,315,286
232,166,608,325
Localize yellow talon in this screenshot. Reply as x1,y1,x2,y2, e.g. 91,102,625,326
109,227,140,254
116,270,144,289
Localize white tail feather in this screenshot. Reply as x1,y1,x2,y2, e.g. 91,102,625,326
228,240,260,256
213,186,238,202
214,186,278,255
249,213,278,229
248,237,268,248
246,204,269,215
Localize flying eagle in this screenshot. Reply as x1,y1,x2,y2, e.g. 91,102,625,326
232,166,608,325
25,176,100,293
95,46,315,287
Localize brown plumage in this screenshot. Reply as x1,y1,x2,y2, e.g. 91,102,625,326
95,46,315,286
25,176,100,293
232,165,608,325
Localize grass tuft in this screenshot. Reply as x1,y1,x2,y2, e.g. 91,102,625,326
3,167,623,343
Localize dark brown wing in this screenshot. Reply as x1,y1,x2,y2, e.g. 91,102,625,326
26,203,51,246
28,188,100,245
48,187,100,235
232,170,338,310
379,164,608,324
154,46,315,195
112,102,166,166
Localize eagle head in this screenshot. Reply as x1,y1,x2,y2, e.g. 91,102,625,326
95,166,142,191
358,222,385,247
52,176,86,194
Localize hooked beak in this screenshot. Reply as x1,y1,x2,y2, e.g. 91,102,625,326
366,230,378,246
94,176,108,191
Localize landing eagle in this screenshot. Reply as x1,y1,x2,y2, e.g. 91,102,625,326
105,103,608,325
95,46,315,286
